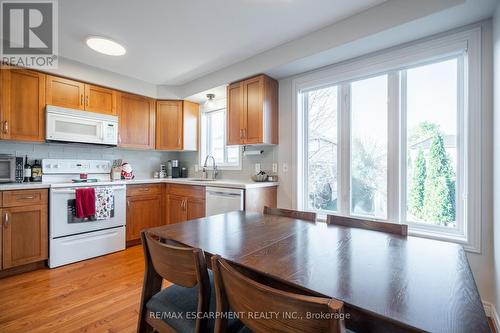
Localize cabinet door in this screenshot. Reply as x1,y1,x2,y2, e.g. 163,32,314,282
2,205,48,269
46,75,85,110
187,199,205,220
126,195,163,242
0,68,46,141
227,82,244,145
156,100,183,150
183,100,199,151
117,93,155,149
85,84,117,115
243,76,264,144
167,194,187,224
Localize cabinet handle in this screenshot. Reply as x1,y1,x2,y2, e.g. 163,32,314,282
141,188,150,191
127,200,130,208
18,195,35,200
118,134,122,144
3,120,8,134
4,212,9,228
81,94,84,105
240,129,243,139
85,96,89,106
243,128,246,139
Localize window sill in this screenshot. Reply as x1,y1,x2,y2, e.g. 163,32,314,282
315,213,479,253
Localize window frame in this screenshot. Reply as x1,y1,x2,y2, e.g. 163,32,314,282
294,27,481,253
199,107,242,170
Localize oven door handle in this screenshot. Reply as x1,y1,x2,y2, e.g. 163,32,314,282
51,185,126,194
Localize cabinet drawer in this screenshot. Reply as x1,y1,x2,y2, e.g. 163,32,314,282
166,184,205,200
2,189,48,207
127,184,163,197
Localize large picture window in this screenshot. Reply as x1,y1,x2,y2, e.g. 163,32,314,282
297,28,480,251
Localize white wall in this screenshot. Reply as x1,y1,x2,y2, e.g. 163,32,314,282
276,21,495,303
492,0,500,312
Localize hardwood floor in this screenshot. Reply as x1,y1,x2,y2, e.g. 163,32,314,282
0,245,158,333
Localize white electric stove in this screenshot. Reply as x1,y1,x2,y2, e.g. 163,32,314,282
43,159,126,268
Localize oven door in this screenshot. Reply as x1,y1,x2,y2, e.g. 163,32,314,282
50,185,126,238
0,157,15,183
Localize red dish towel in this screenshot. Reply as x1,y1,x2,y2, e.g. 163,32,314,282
75,188,96,218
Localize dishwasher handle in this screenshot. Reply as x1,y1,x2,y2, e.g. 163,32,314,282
206,190,242,197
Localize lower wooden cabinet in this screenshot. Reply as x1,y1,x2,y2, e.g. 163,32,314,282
126,184,164,244
0,189,48,271
166,184,205,224
2,205,48,269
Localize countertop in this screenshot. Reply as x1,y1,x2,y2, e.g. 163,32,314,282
0,178,278,191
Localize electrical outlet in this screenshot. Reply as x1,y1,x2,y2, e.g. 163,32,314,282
272,163,278,173
283,163,289,173
194,165,199,172
255,163,261,173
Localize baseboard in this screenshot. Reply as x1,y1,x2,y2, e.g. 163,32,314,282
483,301,500,332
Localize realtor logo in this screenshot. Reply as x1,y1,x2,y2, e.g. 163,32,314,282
1,0,58,68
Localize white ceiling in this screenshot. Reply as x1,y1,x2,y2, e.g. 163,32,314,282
59,0,386,85
186,85,227,104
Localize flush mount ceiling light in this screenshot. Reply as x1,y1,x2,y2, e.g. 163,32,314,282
86,36,126,56
205,93,216,108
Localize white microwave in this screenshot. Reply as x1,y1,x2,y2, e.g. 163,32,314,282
46,105,118,146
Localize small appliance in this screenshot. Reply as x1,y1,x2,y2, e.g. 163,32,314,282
0,154,16,183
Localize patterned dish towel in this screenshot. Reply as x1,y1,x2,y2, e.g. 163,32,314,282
95,187,114,220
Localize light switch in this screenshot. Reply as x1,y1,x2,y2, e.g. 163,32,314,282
283,163,288,173
272,163,278,173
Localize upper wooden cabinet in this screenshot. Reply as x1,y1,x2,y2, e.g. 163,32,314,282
0,67,46,142
46,75,117,115
227,74,278,145
84,84,117,115
46,75,85,110
156,100,199,151
117,92,155,149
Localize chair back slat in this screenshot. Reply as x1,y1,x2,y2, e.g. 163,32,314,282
143,232,205,288
326,214,408,236
212,256,345,333
264,206,316,223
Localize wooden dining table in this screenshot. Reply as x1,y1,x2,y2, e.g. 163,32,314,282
147,211,490,333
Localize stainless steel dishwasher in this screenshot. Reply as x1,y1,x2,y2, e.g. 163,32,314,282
205,187,244,216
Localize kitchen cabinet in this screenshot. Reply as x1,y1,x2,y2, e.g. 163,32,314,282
227,74,278,145
0,189,48,271
126,184,164,245
156,100,199,151
46,75,117,115
0,67,46,142
46,75,85,110
117,92,155,149
166,184,205,224
84,84,117,115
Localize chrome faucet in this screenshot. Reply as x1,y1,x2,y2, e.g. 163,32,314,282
202,155,218,180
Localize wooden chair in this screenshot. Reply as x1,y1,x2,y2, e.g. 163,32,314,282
264,206,317,223
137,231,211,333
211,255,347,333
326,214,408,236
